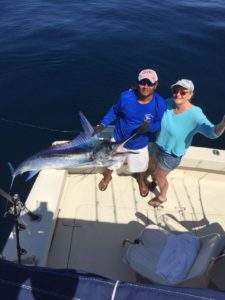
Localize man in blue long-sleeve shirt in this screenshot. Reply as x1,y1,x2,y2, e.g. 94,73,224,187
94,69,166,196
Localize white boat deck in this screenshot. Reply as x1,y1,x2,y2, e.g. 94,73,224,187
3,145,225,287
45,165,225,282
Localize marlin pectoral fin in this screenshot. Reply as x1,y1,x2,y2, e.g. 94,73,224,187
26,170,39,181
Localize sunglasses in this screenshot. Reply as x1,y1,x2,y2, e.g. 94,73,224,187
172,88,189,96
138,79,156,87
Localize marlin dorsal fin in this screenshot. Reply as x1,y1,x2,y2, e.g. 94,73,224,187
69,112,96,148
79,111,95,137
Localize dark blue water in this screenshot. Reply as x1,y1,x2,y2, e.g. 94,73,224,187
0,0,225,194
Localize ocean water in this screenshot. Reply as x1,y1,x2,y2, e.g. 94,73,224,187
0,0,225,194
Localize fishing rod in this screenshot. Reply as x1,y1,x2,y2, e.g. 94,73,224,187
0,188,41,264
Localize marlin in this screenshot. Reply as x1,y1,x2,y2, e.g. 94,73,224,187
11,112,138,188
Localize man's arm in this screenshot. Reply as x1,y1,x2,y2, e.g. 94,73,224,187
93,95,123,134
100,95,122,127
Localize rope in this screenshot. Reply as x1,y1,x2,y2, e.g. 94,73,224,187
0,117,78,133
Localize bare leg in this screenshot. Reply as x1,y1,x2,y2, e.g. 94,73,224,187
155,167,171,201
148,155,158,178
148,156,158,191
148,166,171,206
136,171,149,197
98,169,113,191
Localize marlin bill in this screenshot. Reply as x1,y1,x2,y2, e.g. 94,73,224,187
11,112,138,185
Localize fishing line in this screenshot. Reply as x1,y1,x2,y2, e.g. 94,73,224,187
0,117,79,133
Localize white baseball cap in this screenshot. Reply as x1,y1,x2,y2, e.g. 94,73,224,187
171,79,194,92
138,69,158,83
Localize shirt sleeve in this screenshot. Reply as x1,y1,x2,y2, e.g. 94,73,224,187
100,95,122,127
148,97,166,133
196,110,218,139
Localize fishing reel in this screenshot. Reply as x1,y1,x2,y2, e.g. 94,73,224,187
7,194,23,217
0,188,41,221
